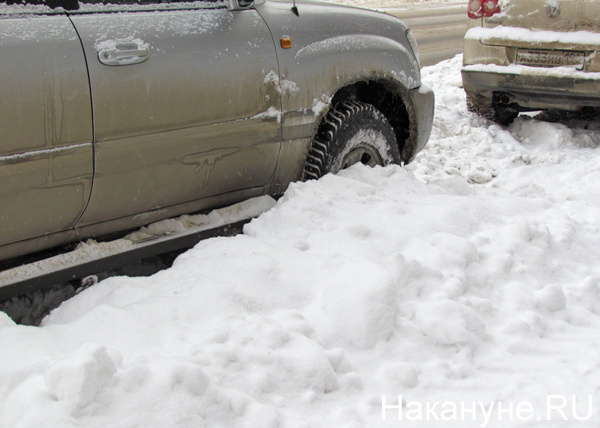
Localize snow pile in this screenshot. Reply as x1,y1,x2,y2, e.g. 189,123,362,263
411,55,600,185
2,55,600,427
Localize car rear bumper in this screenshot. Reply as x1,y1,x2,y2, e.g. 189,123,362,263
462,64,600,111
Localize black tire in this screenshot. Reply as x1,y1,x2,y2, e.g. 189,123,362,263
466,94,519,126
302,101,401,181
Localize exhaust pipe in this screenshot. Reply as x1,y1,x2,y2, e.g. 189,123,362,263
494,92,512,106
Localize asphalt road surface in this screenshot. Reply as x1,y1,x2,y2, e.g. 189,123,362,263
387,3,467,67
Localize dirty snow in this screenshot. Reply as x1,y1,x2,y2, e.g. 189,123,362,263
251,106,283,123
264,70,301,96
2,53,600,427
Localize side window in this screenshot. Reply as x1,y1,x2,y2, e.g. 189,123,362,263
77,0,223,4
1,0,79,11
1,0,224,9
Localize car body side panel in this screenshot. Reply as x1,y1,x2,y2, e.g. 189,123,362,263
256,0,420,142
0,12,93,246
70,7,282,226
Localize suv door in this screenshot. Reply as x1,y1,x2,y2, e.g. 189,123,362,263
0,4,93,246
70,1,282,226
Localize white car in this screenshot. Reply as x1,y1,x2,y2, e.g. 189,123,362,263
462,0,600,125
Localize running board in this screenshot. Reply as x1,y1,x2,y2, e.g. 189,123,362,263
0,219,250,302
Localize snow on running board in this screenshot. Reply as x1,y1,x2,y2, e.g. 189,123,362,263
0,196,276,292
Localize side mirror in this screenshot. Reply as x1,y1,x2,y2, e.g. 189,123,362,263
227,0,254,10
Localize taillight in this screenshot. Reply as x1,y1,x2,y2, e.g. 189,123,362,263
468,0,501,19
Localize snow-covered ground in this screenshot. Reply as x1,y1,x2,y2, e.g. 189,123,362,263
2,54,600,427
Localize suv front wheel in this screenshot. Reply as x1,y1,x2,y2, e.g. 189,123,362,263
302,100,401,180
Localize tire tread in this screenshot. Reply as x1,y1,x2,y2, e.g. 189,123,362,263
303,101,386,181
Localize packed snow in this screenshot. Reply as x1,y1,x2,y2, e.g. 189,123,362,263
2,53,600,427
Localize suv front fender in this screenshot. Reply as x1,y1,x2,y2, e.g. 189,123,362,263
256,1,421,141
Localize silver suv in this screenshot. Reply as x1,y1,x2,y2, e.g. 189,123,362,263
462,0,600,125
0,0,433,263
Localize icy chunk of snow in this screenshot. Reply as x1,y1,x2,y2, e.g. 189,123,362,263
44,343,117,408
415,300,486,346
535,284,567,312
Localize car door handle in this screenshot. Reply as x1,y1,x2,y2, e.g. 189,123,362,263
98,44,149,66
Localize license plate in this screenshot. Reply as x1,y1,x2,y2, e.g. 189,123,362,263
516,49,585,70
